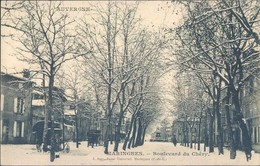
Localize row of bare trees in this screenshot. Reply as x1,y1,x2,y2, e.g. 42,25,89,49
172,74,208,150
2,1,165,160
76,2,165,153
2,1,89,161
170,0,259,161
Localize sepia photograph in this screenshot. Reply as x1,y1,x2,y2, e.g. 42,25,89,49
1,0,260,165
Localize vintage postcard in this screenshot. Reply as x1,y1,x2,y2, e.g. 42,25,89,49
1,0,260,165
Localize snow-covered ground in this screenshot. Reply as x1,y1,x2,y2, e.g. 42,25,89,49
1,141,260,165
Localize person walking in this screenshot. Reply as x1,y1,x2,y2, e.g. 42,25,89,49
54,134,61,158
173,135,177,147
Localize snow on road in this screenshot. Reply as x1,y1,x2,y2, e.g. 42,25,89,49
1,142,260,165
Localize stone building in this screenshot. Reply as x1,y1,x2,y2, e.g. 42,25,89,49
242,75,260,152
221,74,260,152
172,117,203,145
30,86,75,144
1,72,33,144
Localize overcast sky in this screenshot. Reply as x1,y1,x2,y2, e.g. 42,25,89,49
1,1,183,74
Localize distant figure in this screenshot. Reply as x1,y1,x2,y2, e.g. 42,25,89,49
87,135,94,148
173,135,177,147
54,134,61,152
35,134,43,152
87,135,98,148
54,134,62,158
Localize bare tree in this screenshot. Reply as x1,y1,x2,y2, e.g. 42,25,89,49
77,1,165,153
57,62,86,148
172,73,207,149
1,0,25,37
3,1,91,161
171,0,259,160
77,2,122,154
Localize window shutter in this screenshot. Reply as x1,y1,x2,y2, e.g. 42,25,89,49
258,127,260,143
21,122,24,137
1,94,4,111
22,99,25,113
13,121,17,137
0,120,2,139
14,98,18,113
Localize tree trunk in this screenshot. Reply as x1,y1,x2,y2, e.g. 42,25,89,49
104,116,111,154
216,86,224,155
204,111,208,152
216,108,224,155
225,86,236,159
104,3,113,153
209,110,214,153
216,98,224,155
123,113,135,150
131,117,137,148
185,123,189,147
62,113,65,150
135,118,142,147
189,126,193,149
197,112,202,151
233,89,252,159
48,73,55,162
141,126,147,145
128,115,137,149
75,113,79,148
128,136,133,149
114,112,123,152
42,74,49,152
128,117,136,149
182,121,185,146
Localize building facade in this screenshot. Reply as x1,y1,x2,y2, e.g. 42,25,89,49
30,86,76,144
150,127,172,142
0,72,75,144
1,72,33,144
172,117,204,146
242,75,260,152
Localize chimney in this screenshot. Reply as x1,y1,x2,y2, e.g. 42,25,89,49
22,69,30,78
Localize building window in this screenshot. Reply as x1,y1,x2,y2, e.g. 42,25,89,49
243,85,246,97
14,97,25,114
18,83,23,89
2,120,9,142
13,121,24,138
33,93,44,100
254,127,257,144
258,127,260,143
1,94,4,111
69,104,75,110
0,120,2,141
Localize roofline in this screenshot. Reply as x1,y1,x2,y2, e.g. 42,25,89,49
1,72,32,82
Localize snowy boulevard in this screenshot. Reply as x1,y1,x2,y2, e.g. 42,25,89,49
1,142,260,165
